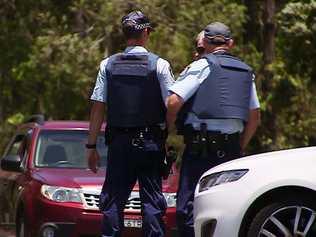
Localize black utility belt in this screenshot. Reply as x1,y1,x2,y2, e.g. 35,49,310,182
107,126,167,140
105,126,167,146
184,131,240,145
184,131,240,158
109,125,162,133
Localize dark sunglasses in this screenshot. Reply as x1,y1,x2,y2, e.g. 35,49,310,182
196,46,205,54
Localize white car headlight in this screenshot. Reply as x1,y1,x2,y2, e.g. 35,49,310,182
163,193,177,207
199,169,248,192
41,185,83,203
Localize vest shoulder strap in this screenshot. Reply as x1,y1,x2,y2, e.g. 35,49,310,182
203,53,252,72
106,52,159,70
203,53,219,67
147,52,159,72
105,53,122,72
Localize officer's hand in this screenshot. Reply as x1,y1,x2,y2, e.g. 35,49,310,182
87,149,100,173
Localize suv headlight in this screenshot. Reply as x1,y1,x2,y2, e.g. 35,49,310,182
41,185,83,203
199,169,248,192
163,193,177,207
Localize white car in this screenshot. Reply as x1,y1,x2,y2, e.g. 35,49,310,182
194,146,316,237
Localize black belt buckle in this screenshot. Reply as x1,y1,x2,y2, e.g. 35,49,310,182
132,131,144,148
207,133,220,151
216,150,226,158
132,138,144,148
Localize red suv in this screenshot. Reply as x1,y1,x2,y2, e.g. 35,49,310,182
0,117,178,237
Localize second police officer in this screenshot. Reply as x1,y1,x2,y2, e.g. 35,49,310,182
167,22,261,237
87,11,175,237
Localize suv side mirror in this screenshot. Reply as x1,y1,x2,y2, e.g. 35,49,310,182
1,155,22,172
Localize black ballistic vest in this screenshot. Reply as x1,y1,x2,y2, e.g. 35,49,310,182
106,52,166,127
177,53,253,132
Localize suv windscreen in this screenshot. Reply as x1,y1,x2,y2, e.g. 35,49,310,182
35,130,107,168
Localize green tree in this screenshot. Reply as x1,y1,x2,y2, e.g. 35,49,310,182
1,0,316,154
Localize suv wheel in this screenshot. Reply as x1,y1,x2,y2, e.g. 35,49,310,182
247,196,316,237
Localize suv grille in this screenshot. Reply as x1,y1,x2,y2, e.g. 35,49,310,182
83,193,100,209
125,192,141,212
82,190,141,212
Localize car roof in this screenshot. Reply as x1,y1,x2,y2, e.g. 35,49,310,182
18,121,106,131
41,121,90,129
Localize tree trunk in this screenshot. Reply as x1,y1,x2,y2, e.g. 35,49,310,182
243,0,262,47
263,0,276,65
0,71,3,123
262,0,277,150
74,8,86,36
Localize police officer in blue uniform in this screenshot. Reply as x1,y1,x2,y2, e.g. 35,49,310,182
87,11,174,237
166,22,261,237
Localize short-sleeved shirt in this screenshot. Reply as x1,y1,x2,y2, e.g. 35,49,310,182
169,51,260,134
90,46,175,105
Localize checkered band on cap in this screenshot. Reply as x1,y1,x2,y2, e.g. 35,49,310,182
134,23,151,30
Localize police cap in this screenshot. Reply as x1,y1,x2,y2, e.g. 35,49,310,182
121,11,154,32
204,22,232,44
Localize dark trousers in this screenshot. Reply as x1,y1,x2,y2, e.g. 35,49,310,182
100,133,166,237
176,140,241,237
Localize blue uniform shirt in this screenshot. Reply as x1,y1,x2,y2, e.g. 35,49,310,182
91,46,175,105
170,52,260,134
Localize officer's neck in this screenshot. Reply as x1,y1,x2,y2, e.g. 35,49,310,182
126,39,146,48
210,46,229,54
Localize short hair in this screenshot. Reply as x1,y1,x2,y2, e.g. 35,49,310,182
122,22,144,40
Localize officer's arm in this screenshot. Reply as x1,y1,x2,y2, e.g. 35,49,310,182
88,101,105,145
166,93,184,127
240,108,261,152
156,59,175,105
166,60,208,128
88,58,108,144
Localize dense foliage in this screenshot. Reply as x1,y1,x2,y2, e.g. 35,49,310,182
0,0,315,154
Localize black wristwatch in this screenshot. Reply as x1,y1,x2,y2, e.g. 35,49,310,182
86,143,97,149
